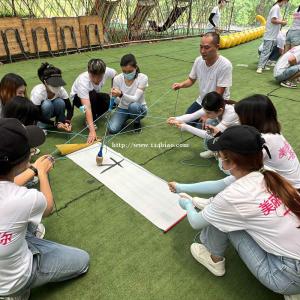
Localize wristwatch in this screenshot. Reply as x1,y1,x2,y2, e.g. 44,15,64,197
29,165,38,176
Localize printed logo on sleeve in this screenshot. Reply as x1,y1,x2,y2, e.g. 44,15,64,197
0,232,13,246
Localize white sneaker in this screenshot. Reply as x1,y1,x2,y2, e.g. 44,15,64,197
256,67,263,74
190,243,225,276
200,150,214,159
192,197,211,210
284,295,300,300
280,81,297,89
264,66,271,71
35,223,45,239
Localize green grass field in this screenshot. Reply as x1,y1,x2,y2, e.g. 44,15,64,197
1,37,299,300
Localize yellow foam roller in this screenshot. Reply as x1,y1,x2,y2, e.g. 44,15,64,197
256,15,267,26
220,36,227,49
56,143,93,155
224,36,232,48
228,35,236,47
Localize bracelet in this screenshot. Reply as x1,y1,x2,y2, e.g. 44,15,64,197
29,165,38,176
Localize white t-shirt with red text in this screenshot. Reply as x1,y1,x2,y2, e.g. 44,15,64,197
202,172,300,260
0,182,46,296
262,133,300,189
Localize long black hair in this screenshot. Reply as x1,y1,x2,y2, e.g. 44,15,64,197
234,94,281,134
3,96,39,126
297,5,300,12
202,92,225,112
120,54,140,79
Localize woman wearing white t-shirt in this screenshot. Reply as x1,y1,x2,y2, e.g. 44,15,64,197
207,0,227,33
178,125,300,299
257,0,288,74
285,6,300,52
71,59,117,143
108,54,148,134
167,92,239,158
168,94,300,208
31,63,72,132
0,119,89,298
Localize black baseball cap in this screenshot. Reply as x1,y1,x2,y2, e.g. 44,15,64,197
207,125,267,154
0,118,46,165
45,73,66,87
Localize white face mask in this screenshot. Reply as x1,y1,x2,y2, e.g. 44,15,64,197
47,85,60,95
218,157,234,176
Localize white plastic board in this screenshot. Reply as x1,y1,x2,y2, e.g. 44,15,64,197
67,144,186,232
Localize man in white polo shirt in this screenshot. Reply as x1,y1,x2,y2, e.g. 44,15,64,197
172,32,232,126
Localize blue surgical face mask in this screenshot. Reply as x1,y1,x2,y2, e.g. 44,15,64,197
218,158,233,176
123,71,136,80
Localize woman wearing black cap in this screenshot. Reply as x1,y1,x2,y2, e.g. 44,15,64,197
0,118,89,299
178,125,300,299
30,63,73,133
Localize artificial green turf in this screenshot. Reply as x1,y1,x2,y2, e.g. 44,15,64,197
1,37,299,300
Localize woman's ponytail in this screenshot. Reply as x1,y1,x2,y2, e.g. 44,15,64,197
263,170,300,226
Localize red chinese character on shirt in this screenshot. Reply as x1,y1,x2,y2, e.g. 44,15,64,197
0,232,12,246
259,195,282,216
278,142,296,160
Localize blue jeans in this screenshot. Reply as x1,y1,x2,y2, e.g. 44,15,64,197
186,101,202,127
38,98,66,129
258,40,277,69
200,225,300,295
275,65,300,82
108,103,148,134
11,227,90,297
286,30,300,47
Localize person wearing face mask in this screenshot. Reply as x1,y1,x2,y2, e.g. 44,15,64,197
172,32,232,127
206,0,228,34
177,125,300,300
70,59,117,143
257,0,289,74
168,94,300,209
108,54,148,134
167,92,239,158
0,73,27,118
30,63,73,133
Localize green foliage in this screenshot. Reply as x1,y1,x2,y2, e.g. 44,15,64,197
232,0,300,26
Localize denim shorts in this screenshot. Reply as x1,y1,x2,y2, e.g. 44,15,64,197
275,65,300,82
286,30,300,46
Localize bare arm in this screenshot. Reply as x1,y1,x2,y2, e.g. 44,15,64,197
288,55,297,66
14,168,35,186
271,17,287,25
81,98,97,144
172,77,196,90
40,172,53,217
215,86,226,96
